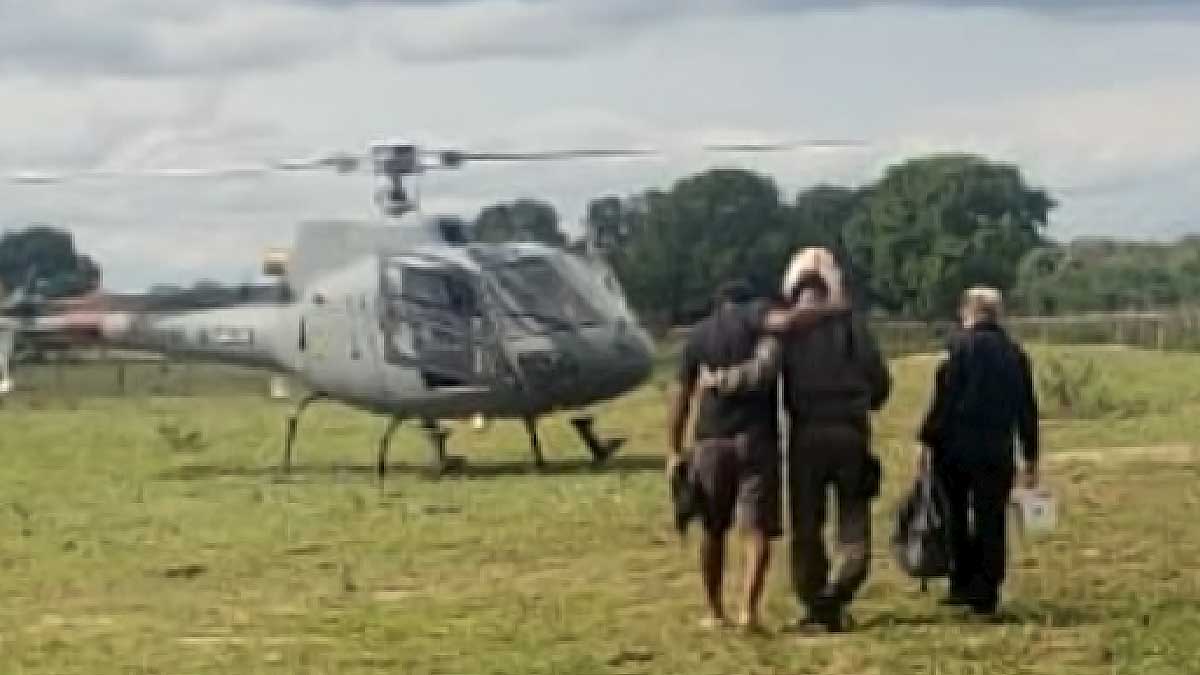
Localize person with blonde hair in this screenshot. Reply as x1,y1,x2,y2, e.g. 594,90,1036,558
918,285,1039,616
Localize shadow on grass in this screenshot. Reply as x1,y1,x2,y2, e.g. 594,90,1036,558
861,601,1104,630
157,454,665,482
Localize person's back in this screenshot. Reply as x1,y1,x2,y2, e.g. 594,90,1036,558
783,312,889,422
687,300,777,441
944,325,1030,436
922,317,1038,461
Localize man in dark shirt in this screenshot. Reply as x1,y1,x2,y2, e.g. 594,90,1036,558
919,286,1039,616
667,279,841,630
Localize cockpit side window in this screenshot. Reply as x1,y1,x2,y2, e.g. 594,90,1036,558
491,256,603,327
381,262,478,313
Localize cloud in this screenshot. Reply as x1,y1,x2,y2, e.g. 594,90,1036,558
2,0,1197,79
873,75,1200,240
0,0,350,77
2,1,1199,288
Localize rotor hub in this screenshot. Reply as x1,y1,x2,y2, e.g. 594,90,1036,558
370,143,422,216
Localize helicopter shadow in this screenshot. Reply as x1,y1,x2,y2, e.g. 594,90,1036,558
157,454,664,482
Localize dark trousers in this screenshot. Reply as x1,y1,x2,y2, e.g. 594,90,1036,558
935,439,1015,606
788,420,871,608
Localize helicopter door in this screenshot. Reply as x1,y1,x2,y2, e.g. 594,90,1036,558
381,261,477,387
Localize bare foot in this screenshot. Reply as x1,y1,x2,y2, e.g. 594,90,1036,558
734,612,766,634
697,615,729,631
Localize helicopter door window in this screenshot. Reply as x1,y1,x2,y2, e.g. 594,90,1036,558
444,276,477,318
379,264,477,381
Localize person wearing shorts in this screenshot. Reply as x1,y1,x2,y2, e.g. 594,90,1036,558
668,280,778,631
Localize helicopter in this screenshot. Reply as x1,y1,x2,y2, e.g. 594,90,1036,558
1,138,864,476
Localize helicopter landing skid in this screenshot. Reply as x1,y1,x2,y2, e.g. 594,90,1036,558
377,415,405,479
282,392,325,473
522,417,547,469
570,416,624,465
421,419,462,477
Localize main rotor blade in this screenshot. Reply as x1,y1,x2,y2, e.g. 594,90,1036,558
438,149,657,166
273,151,366,174
700,139,869,152
4,150,368,184
5,166,275,184
5,138,868,184
439,140,867,166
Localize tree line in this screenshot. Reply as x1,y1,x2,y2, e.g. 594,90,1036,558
1014,238,1200,314
479,154,1054,323
6,153,1200,323
473,154,1200,324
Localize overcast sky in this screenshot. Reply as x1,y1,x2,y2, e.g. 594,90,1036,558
1,0,1198,290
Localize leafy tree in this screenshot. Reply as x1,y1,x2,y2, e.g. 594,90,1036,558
841,155,1051,318
473,199,565,246
595,159,1056,323
1013,238,1200,314
606,169,786,324
790,185,862,250
0,225,100,299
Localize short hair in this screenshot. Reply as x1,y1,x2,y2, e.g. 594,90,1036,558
715,279,755,305
961,286,1004,322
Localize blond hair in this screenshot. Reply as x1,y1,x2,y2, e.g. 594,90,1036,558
961,286,1004,324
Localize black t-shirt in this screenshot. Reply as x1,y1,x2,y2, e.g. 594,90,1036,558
679,300,777,441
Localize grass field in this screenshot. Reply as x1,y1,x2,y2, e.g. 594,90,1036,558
0,345,1198,674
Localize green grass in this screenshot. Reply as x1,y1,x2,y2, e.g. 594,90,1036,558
0,346,1197,673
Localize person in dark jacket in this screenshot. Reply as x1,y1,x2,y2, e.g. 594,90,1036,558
703,248,891,632
667,280,844,631
919,286,1039,616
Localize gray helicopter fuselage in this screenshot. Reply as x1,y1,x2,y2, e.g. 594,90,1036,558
88,240,654,421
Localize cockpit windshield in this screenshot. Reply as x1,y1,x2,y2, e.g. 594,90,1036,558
483,253,605,330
